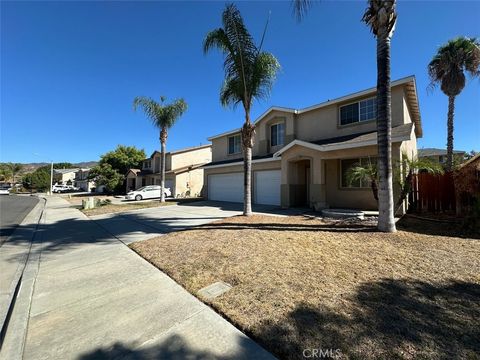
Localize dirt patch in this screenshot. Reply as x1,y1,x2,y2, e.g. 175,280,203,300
131,215,480,360
81,201,176,216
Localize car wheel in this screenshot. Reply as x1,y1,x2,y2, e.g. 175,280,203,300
135,195,142,201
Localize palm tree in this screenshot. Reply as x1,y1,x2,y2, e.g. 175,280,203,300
428,37,480,172
293,0,397,232
362,0,398,232
346,154,442,213
203,4,280,216
346,158,379,202
395,154,443,213
133,96,187,202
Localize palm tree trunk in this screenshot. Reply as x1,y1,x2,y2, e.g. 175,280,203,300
160,128,167,203
376,30,396,232
395,169,413,214
446,95,455,172
371,179,379,202
242,114,255,216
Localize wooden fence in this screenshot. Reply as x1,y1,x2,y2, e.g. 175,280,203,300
410,172,456,213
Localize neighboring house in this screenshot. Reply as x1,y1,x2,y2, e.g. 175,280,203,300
53,168,79,185
418,148,465,165
126,144,212,197
203,75,422,213
74,168,95,192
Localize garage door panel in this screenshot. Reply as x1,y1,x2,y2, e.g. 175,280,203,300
255,170,281,206
208,173,243,203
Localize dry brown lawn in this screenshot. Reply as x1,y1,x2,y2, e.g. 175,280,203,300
81,201,175,216
130,215,480,360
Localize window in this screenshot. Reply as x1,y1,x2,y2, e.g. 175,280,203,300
340,97,377,125
341,157,376,188
143,160,151,169
228,135,241,154
270,123,285,147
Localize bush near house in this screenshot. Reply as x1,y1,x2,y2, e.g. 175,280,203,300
88,145,146,193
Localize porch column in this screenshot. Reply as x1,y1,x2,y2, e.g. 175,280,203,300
311,157,328,210
280,156,290,208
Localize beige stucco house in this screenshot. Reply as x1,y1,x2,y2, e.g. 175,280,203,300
74,168,95,192
203,76,422,212
53,168,79,185
418,148,465,166
126,144,212,197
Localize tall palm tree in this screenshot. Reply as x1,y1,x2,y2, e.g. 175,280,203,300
133,96,187,202
293,0,397,232
203,4,280,216
363,0,397,232
428,37,480,171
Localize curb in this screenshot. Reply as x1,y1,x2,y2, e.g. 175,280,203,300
0,197,45,355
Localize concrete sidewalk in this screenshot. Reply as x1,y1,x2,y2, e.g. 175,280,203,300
4,196,274,359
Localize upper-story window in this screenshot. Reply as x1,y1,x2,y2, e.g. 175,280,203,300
228,135,241,155
143,160,152,169
270,123,285,147
340,97,377,125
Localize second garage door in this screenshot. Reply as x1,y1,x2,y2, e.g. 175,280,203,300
208,173,243,203
254,170,281,206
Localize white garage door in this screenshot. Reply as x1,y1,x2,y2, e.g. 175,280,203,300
208,173,243,203
255,170,281,206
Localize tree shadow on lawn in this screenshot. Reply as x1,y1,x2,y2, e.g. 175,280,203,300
397,215,480,240
255,279,480,359
194,219,375,233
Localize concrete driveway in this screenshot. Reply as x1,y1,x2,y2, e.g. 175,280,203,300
90,200,290,244
1,197,277,360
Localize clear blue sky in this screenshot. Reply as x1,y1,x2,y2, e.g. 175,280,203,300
1,1,479,163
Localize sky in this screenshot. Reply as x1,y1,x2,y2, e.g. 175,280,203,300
1,0,479,164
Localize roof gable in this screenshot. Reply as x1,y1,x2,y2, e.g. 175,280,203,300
207,75,422,140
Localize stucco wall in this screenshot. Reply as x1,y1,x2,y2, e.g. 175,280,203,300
210,84,410,163
174,168,204,197
296,86,405,142
211,134,242,163
171,146,212,170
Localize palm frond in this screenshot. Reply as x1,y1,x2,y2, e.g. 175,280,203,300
133,96,187,130
428,37,480,96
203,28,232,55
362,0,397,37
346,161,377,186
292,0,312,22
250,52,281,102
204,3,280,115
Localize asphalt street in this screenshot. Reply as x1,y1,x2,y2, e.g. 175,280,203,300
0,195,39,246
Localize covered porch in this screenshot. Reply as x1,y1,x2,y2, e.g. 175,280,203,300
274,125,414,212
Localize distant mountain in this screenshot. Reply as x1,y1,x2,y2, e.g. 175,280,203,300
17,161,98,173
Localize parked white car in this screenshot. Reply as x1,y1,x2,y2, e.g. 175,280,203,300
52,185,69,193
125,185,171,201
0,187,10,195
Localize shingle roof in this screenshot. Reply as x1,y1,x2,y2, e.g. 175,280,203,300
53,168,79,174
203,154,274,168
418,148,465,157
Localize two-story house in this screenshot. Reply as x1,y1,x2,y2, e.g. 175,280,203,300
74,168,95,192
203,76,422,212
53,168,79,186
126,144,212,197
418,148,465,166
